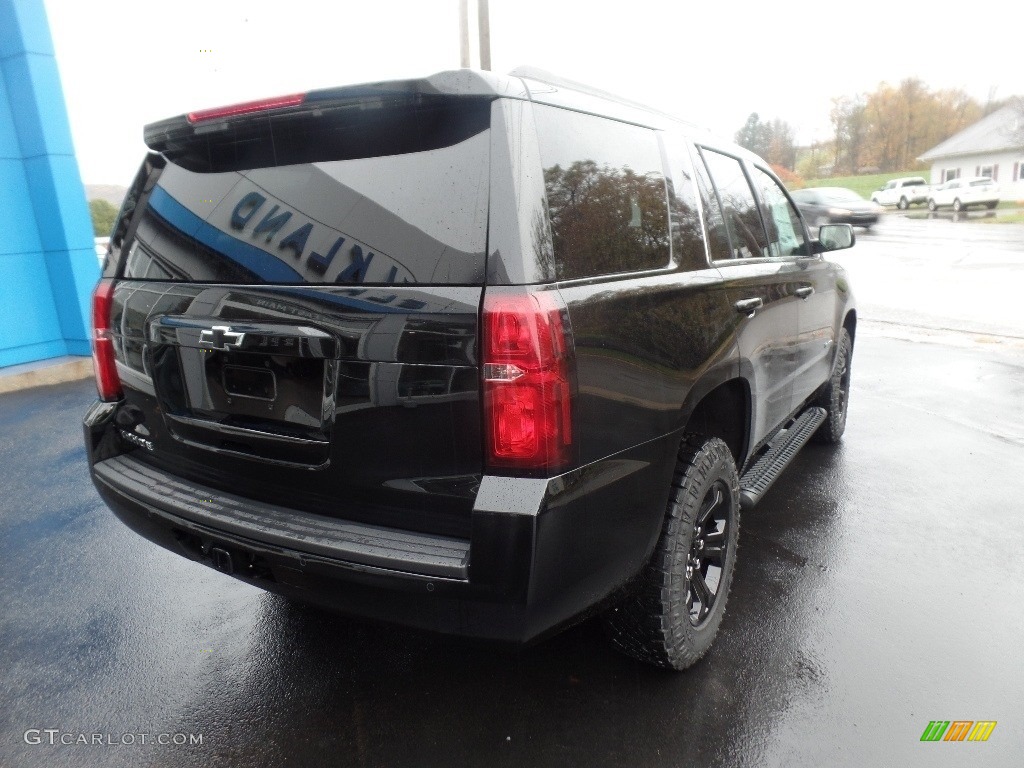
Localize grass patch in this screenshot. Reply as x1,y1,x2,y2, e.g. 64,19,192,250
979,211,1024,224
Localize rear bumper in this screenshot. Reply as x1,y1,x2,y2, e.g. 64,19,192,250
960,196,999,207
85,402,675,644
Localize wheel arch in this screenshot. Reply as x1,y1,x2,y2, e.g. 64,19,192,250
843,308,857,347
679,376,751,470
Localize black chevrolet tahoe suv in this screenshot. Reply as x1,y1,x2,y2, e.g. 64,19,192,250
85,68,856,670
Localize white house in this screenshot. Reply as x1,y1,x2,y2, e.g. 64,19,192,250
919,102,1024,201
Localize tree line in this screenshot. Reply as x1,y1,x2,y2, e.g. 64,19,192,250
90,199,118,237
735,79,1006,178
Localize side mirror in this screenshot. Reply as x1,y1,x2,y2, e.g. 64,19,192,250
814,224,855,253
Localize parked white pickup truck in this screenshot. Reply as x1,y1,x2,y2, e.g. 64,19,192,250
870,177,930,209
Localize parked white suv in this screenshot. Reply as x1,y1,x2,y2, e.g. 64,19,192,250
871,177,929,209
926,177,1000,212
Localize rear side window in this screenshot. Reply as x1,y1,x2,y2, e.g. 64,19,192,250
697,148,770,260
533,104,670,281
119,99,491,285
691,151,733,263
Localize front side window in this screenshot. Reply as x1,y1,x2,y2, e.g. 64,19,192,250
750,167,807,258
533,104,670,280
697,148,770,260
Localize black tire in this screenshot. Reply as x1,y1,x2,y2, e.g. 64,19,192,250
928,198,937,212
603,436,740,671
813,327,853,444
953,198,963,212
986,201,998,210
897,196,908,210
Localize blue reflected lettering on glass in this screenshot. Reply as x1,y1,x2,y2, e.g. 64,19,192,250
253,205,293,242
337,244,374,283
228,192,392,284
278,223,313,260
231,192,266,229
308,237,345,274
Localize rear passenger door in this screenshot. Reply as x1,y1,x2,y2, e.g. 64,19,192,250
528,104,730,467
692,147,805,448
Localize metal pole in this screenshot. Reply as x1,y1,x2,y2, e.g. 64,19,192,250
477,0,491,71
459,0,470,68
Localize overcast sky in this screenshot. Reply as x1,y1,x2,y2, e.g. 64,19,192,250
42,0,1024,186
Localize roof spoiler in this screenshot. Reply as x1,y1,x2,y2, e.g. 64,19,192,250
144,69,523,153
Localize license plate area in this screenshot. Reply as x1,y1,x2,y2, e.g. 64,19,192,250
152,345,335,466
187,349,326,432
222,365,276,402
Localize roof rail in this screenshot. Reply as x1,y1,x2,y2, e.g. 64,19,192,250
508,65,700,130
508,66,630,102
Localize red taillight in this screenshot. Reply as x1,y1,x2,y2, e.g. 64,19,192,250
482,292,573,473
186,92,307,124
91,279,122,401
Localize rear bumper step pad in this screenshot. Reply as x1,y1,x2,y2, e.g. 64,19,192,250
93,455,470,579
739,407,826,509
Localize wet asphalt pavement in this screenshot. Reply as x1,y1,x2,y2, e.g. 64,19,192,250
3,221,1024,767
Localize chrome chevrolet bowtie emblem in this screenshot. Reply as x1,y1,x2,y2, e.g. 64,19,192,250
198,325,245,351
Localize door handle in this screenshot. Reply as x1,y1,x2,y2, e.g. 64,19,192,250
795,286,814,299
734,297,763,316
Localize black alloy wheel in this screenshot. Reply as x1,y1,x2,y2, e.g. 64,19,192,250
685,480,732,626
603,436,741,670
814,327,853,443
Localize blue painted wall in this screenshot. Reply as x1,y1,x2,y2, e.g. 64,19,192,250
0,0,98,368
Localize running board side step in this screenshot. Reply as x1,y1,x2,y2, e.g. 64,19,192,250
739,407,826,509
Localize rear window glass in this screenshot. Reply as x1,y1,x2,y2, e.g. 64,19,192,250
533,104,670,281
120,101,491,285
